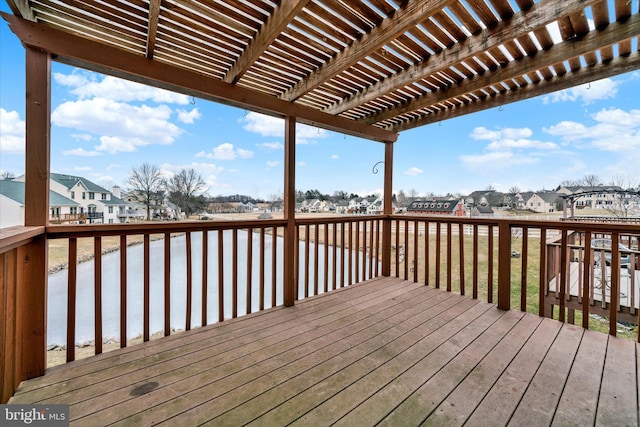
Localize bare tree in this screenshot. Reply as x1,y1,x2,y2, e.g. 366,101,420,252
0,171,15,180
127,163,166,220
408,189,418,204
605,174,639,218
581,174,600,187
167,168,207,217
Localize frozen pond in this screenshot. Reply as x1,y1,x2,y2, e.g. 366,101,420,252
47,231,377,345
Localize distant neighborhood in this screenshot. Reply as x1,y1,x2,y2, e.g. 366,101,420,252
2,172,639,229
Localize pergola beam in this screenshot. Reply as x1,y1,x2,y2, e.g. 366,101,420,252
325,0,602,116
2,13,397,143
279,0,456,102
145,0,160,59
389,52,640,132
223,0,312,84
367,13,640,126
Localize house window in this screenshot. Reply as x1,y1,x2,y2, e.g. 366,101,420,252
108,219,114,224
71,191,75,199
108,206,113,214
89,192,95,200
82,192,86,199
102,193,107,200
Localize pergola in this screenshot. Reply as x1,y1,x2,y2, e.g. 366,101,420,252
2,0,640,412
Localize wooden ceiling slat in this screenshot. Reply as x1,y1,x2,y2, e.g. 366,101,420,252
146,0,160,58
360,15,640,126
447,2,483,34
32,2,146,42
615,0,632,21
327,0,594,118
411,25,445,54
432,10,468,42
223,0,310,84
465,0,500,28
296,9,353,47
289,19,344,53
166,2,252,45
338,0,384,26
591,0,610,28
161,8,246,51
488,0,515,20
280,0,457,102
421,18,456,49
277,31,331,63
394,34,431,61
502,40,525,61
516,34,539,56
392,52,640,131
4,0,639,137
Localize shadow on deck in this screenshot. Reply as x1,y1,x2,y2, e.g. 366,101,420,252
10,277,639,426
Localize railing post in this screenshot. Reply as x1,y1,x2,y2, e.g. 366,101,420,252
497,221,511,310
381,141,393,276
19,237,47,379
283,116,296,306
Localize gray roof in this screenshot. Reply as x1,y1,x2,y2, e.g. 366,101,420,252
536,192,562,203
50,172,109,193
0,180,79,206
101,195,128,206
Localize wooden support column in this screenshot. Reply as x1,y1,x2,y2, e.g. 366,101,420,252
497,221,511,310
21,46,50,379
283,116,296,306
381,141,393,277
25,47,51,226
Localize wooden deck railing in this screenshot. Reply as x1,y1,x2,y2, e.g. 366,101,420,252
2,215,640,403
1,226,47,404
389,215,640,338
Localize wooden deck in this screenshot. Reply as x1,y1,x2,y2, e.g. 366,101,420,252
10,277,640,426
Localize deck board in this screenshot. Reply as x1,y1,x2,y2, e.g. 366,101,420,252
9,277,640,426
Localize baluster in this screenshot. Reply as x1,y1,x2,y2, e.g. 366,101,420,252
67,237,77,362
94,236,102,354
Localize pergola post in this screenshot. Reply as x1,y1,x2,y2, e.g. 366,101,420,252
381,141,393,276
21,46,50,378
283,116,296,306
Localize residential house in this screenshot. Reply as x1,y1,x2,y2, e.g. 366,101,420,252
556,185,625,209
407,198,465,216
470,205,494,217
525,192,562,213
0,180,79,228
14,173,130,224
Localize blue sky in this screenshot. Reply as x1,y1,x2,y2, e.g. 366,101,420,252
1,3,639,200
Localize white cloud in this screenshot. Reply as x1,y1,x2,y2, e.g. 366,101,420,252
543,78,618,104
63,147,103,157
196,143,254,160
54,71,191,104
176,108,201,124
257,142,284,150
486,139,558,150
544,108,640,151
0,108,25,153
160,162,224,176
330,154,340,160
241,112,328,144
266,160,280,167
96,136,142,153
52,98,182,152
404,167,423,176
470,127,533,141
72,166,92,172
71,133,93,142
460,151,538,169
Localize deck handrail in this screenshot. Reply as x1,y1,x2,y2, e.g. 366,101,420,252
3,214,640,403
